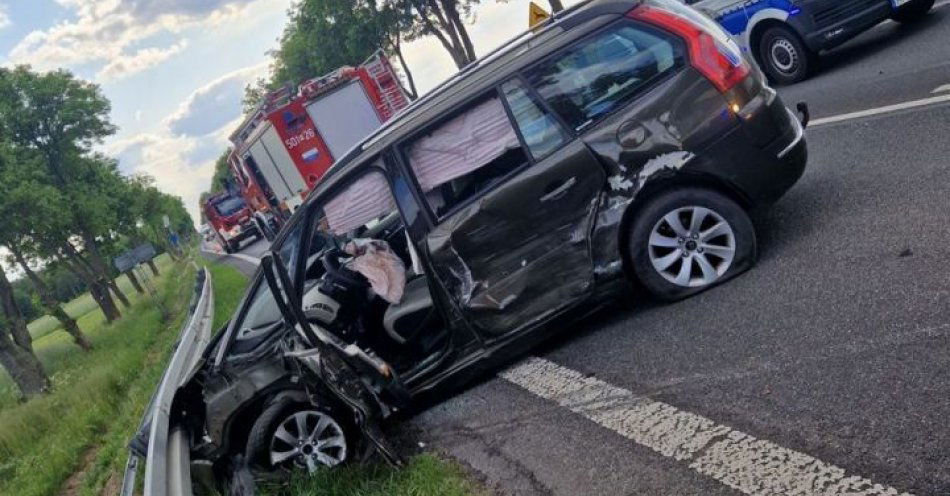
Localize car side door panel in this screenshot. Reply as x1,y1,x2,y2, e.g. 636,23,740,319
425,140,605,338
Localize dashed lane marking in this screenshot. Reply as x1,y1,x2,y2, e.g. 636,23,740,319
932,84,950,94
501,357,913,496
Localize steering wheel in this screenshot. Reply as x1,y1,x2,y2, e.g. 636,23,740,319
321,248,368,288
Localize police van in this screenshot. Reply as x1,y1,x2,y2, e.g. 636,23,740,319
686,0,936,83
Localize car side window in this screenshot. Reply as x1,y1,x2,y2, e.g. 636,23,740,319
525,21,686,131
404,96,529,218
500,79,570,160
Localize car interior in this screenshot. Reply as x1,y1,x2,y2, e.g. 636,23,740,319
299,172,449,376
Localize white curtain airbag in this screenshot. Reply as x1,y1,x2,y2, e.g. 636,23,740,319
408,98,520,192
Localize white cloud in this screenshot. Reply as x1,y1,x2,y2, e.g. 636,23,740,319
0,4,10,30
97,40,187,81
9,0,261,79
108,131,218,225
164,62,267,137
108,62,265,224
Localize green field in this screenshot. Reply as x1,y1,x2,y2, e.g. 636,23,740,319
0,253,195,496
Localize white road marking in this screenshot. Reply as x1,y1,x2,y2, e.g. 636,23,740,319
501,357,913,496
228,252,261,266
810,93,950,127
932,84,950,94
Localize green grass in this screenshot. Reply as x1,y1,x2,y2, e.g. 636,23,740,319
203,260,250,331
26,257,172,342
0,256,195,496
261,455,481,496
0,255,175,409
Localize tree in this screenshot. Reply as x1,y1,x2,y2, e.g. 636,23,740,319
0,143,92,351
0,265,50,399
246,0,421,110
397,0,481,69
0,67,128,316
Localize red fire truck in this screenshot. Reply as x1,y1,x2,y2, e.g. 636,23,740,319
226,52,410,238
203,191,261,254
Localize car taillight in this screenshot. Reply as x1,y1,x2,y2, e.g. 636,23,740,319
629,5,750,93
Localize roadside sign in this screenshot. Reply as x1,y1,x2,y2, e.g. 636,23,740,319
162,215,171,228
114,243,158,272
529,2,550,29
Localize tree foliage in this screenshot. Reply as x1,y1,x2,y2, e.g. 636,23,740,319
0,65,196,398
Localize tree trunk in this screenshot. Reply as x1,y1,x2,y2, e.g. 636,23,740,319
108,280,132,307
9,246,92,352
414,0,471,68
0,267,33,352
126,270,145,294
61,247,121,322
442,0,477,62
146,259,160,276
548,0,564,12
79,233,132,308
0,336,49,399
91,283,121,322
393,39,418,99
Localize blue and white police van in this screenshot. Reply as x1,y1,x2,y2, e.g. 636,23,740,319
685,0,936,83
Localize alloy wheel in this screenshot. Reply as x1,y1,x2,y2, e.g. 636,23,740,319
648,206,736,288
269,410,347,473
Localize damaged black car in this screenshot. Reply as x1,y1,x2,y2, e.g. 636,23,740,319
178,0,807,489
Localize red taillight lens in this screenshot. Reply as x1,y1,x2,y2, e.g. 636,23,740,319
629,5,750,93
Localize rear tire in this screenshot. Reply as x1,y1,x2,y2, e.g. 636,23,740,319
627,188,756,301
892,0,934,23
757,25,816,85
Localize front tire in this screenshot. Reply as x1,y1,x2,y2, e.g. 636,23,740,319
892,0,934,23
246,397,352,477
627,188,756,301
758,25,816,85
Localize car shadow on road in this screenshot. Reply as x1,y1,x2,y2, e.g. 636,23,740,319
809,9,946,78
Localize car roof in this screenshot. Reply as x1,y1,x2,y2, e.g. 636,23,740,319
295,0,640,209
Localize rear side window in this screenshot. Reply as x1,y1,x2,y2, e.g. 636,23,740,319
405,97,527,217
525,22,686,131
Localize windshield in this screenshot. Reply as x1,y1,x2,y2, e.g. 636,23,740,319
214,196,246,217
243,226,303,330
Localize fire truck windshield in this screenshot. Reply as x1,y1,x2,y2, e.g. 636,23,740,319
214,197,246,217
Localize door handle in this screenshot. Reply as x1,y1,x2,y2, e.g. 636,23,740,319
540,177,577,202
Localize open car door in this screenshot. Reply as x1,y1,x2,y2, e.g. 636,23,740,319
260,252,408,465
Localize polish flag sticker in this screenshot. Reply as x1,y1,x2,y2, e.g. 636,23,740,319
302,148,320,163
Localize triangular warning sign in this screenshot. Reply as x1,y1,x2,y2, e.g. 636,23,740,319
529,1,550,29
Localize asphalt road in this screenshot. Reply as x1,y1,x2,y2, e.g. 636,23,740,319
203,9,950,494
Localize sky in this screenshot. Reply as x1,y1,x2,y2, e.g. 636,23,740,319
0,0,581,227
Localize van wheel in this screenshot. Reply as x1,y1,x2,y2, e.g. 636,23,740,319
627,188,756,301
758,25,815,84
246,397,352,476
892,0,934,23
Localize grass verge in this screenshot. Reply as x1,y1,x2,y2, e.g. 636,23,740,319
198,259,478,496
0,255,195,496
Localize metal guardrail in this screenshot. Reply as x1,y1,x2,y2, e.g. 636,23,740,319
122,265,215,496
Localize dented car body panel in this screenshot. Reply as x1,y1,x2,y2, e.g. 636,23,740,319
426,139,606,337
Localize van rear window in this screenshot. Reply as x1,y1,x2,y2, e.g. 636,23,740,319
525,22,685,131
